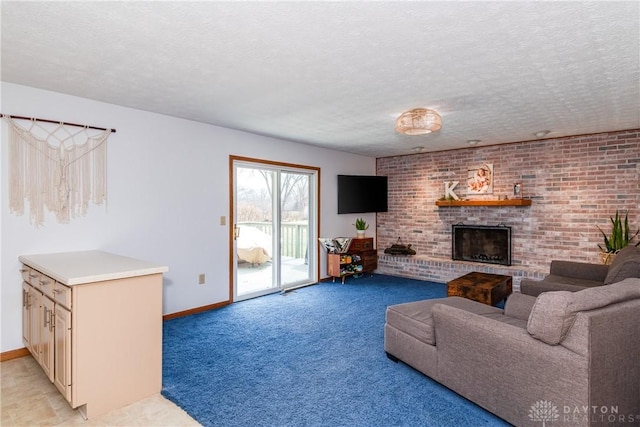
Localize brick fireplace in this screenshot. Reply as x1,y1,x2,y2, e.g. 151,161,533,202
452,224,511,266
375,129,639,287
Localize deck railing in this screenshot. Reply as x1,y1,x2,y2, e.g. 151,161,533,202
239,221,308,259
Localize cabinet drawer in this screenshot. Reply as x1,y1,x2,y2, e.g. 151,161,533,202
21,266,31,282
349,238,373,251
360,251,377,262
53,282,72,309
37,275,55,298
22,266,41,287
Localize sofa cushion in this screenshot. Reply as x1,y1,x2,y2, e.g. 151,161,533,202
504,292,536,320
527,278,640,345
604,245,640,285
385,296,500,345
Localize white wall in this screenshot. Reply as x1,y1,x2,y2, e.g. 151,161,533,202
1,82,377,353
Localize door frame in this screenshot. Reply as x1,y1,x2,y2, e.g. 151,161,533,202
228,155,321,302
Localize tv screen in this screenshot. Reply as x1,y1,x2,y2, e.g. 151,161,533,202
338,175,388,214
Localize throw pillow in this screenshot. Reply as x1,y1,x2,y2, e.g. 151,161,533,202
527,291,573,345
527,278,640,345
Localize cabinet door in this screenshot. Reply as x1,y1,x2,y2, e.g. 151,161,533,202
28,287,42,361
360,250,378,272
40,296,55,382
22,282,31,347
54,305,72,403
327,254,341,277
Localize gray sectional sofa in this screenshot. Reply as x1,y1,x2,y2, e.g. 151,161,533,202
384,279,640,427
520,245,640,296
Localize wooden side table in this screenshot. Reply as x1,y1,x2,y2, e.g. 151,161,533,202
326,238,378,283
447,271,512,306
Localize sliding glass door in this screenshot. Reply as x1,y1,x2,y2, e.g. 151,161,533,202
231,157,318,301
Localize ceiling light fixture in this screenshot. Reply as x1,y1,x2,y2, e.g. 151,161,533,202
395,108,442,135
534,130,550,138
467,139,481,146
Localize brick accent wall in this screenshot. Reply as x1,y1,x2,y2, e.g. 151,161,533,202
375,129,639,287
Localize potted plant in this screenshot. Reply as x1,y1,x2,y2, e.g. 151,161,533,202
597,209,639,265
354,217,369,238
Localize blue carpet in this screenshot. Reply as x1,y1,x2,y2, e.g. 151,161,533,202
162,274,510,427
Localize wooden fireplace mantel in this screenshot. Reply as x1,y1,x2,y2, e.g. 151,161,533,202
435,199,532,207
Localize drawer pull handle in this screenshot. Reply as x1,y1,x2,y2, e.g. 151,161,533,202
53,289,63,294
43,306,51,328
39,280,49,286
20,268,27,273
29,273,38,278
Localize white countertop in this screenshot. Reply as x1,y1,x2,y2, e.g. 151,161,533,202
19,250,169,286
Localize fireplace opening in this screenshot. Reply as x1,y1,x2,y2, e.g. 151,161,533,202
452,224,512,266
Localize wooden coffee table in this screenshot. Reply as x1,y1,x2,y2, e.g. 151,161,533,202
447,272,512,306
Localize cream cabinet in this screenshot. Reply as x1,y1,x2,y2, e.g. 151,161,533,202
22,268,56,382
19,250,168,419
53,302,72,401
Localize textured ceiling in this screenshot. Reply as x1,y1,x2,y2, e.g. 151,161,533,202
2,1,639,158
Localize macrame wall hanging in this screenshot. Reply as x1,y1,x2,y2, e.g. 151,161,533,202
3,114,116,227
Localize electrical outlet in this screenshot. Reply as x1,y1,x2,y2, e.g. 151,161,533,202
198,274,205,285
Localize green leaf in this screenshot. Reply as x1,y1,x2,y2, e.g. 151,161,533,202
598,209,639,253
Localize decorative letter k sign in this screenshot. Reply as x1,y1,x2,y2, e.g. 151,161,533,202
444,181,460,200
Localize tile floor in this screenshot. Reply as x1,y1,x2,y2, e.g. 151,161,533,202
1,356,200,426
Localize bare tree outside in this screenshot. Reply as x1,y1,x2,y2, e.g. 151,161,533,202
237,168,273,222
255,170,308,222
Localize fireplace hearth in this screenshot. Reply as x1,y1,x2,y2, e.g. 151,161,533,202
452,224,512,266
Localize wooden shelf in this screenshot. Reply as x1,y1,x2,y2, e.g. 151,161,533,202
435,199,532,207
327,237,377,284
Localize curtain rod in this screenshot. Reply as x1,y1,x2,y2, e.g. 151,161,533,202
2,114,116,133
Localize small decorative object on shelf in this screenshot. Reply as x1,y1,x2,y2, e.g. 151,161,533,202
318,237,353,254
384,238,416,255
513,183,522,199
353,217,369,238
339,254,362,276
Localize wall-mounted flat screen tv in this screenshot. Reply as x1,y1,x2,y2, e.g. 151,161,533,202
338,175,388,214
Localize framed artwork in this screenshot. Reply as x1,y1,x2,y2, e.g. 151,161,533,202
467,163,493,194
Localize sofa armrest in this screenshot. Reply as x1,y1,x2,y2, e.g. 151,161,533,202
549,260,609,282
